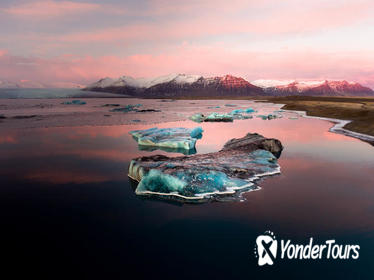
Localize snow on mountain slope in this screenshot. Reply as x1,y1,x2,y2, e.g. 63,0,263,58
251,79,373,95
84,75,373,97
86,74,203,89
251,79,296,88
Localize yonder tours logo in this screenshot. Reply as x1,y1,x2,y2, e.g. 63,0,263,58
254,231,360,266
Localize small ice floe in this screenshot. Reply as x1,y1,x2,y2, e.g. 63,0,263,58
110,104,142,113
102,104,120,107
128,133,283,202
257,114,278,120
225,104,237,107
129,127,204,154
189,107,256,123
61,100,86,105
245,108,255,113
136,109,161,113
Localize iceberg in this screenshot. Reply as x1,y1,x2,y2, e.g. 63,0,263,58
189,113,205,123
257,114,278,120
190,110,255,123
110,104,142,113
245,108,255,113
129,127,203,153
205,112,233,122
128,133,283,202
231,109,245,114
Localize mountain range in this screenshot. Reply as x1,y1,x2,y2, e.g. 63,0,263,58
84,74,374,97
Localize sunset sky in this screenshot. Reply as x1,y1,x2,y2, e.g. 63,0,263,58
1,0,374,87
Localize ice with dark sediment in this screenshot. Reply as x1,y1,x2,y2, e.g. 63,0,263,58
110,104,142,112
129,127,203,154
257,114,280,120
128,133,283,202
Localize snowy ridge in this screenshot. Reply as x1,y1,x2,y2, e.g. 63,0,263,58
252,79,361,90
251,79,296,88
87,74,203,89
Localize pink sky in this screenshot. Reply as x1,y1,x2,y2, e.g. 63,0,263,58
1,0,374,87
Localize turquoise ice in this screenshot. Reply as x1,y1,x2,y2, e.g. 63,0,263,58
61,100,86,105
205,112,233,122
129,148,280,200
129,127,203,153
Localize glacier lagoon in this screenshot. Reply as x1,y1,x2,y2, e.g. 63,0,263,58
0,98,374,278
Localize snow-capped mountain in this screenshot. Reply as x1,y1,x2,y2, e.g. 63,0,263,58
84,75,374,97
251,79,374,96
84,74,264,97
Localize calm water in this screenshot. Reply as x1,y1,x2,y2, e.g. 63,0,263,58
1,100,374,279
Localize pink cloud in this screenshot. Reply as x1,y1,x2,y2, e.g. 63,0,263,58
1,47,374,88
40,0,373,43
2,0,101,18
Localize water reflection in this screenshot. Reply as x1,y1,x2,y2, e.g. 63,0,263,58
1,102,374,278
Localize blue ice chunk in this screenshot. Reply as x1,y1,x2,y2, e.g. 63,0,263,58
231,109,245,114
225,104,237,107
62,100,86,105
129,127,203,153
175,171,249,195
205,112,233,122
257,114,278,120
136,169,187,194
190,127,203,139
136,169,249,197
249,150,277,165
208,106,221,109
245,108,255,113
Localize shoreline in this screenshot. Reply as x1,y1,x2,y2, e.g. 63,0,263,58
283,108,374,146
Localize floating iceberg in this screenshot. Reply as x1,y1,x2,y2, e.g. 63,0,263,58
190,109,255,123
129,133,283,202
231,109,245,114
257,114,278,120
189,113,205,123
61,100,86,105
205,112,233,122
110,104,142,113
245,108,255,113
225,104,237,107
129,127,203,154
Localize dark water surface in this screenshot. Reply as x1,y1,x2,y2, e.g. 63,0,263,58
1,107,374,279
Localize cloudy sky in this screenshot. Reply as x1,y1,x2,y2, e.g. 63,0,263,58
1,0,374,87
